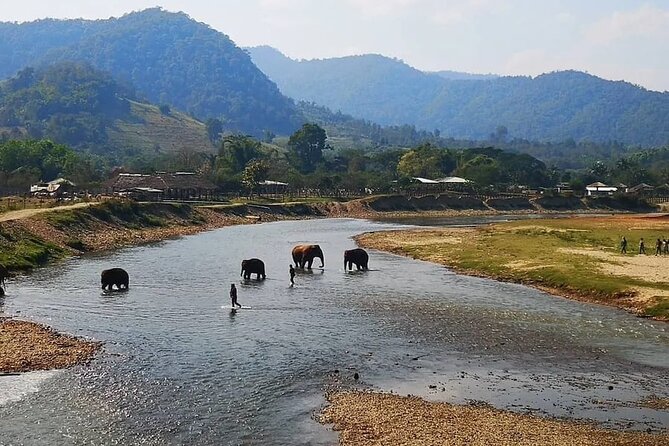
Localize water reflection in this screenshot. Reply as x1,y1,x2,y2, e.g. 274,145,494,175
0,217,667,445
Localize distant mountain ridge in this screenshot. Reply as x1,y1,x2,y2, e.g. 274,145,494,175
0,9,302,135
248,46,669,147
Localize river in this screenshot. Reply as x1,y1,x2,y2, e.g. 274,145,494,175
0,218,667,445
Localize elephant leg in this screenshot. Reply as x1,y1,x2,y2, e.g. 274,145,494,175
307,259,313,269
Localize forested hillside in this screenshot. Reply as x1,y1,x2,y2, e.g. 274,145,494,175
0,9,303,135
0,62,215,154
249,47,669,147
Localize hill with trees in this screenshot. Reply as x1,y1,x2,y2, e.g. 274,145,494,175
0,8,302,136
0,62,215,155
248,47,669,147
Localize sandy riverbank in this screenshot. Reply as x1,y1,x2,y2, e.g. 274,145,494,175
320,391,669,446
357,213,669,321
0,318,101,374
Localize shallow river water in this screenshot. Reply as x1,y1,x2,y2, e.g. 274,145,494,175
0,217,668,445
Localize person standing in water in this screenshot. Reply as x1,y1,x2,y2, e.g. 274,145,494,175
230,283,241,308
289,264,296,286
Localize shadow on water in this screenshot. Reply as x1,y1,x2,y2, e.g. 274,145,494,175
0,217,667,444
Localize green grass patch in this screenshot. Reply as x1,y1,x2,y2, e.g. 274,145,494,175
0,232,67,270
366,217,669,318
644,297,669,319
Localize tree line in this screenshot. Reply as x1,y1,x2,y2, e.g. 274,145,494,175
3,123,668,197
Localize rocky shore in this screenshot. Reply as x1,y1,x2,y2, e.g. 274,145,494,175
320,391,669,446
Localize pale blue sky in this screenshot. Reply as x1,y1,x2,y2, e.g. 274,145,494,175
2,1,668,91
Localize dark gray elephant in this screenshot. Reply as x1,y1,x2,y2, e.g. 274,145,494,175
101,268,129,291
0,263,8,290
344,248,369,271
241,258,266,280
291,244,324,269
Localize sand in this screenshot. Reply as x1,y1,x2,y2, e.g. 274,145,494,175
320,391,669,446
0,319,101,373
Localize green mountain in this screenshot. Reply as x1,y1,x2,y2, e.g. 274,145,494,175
248,47,669,147
0,9,302,136
0,62,215,154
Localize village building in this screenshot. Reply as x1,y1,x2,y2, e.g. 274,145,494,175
585,181,618,196
105,172,218,200
30,178,76,197
627,183,655,196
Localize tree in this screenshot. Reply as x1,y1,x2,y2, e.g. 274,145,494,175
288,123,328,173
241,159,269,196
396,144,455,179
456,155,499,186
218,134,262,172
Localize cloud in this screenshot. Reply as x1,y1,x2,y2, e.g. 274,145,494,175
584,4,669,45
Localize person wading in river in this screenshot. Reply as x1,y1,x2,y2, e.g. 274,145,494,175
289,264,296,286
230,283,241,308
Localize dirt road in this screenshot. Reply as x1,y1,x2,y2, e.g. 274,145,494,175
0,202,96,222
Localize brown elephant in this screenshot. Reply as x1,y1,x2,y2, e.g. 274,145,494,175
292,244,324,269
241,258,266,280
101,268,129,291
344,248,369,271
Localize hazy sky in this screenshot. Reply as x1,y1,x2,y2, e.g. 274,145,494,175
2,1,668,91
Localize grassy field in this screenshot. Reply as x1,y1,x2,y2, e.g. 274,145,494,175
108,101,215,153
357,215,669,320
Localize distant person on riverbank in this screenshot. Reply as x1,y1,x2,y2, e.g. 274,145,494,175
663,237,668,255
289,264,296,286
656,238,663,256
639,238,646,255
620,236,627,254
230,283,241,308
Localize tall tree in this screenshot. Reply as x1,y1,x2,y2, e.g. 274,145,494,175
241,159,269,196
288,123,327,173
218,135,262,173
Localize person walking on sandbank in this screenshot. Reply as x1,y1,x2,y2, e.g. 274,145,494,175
620,236,627,254
289,264,296,286
639,238,646,255
656,238,663,256
230,283,241,308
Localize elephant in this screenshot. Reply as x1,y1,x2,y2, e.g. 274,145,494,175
241,258,266,280
292,244,324,269
101,268,129,291
344,248,369,271
0,263,8,289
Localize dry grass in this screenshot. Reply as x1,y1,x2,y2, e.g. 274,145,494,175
320,391,669,446
0,319,101,373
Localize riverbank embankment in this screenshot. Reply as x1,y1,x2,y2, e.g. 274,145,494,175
356,213,669,321
320,391,669,446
